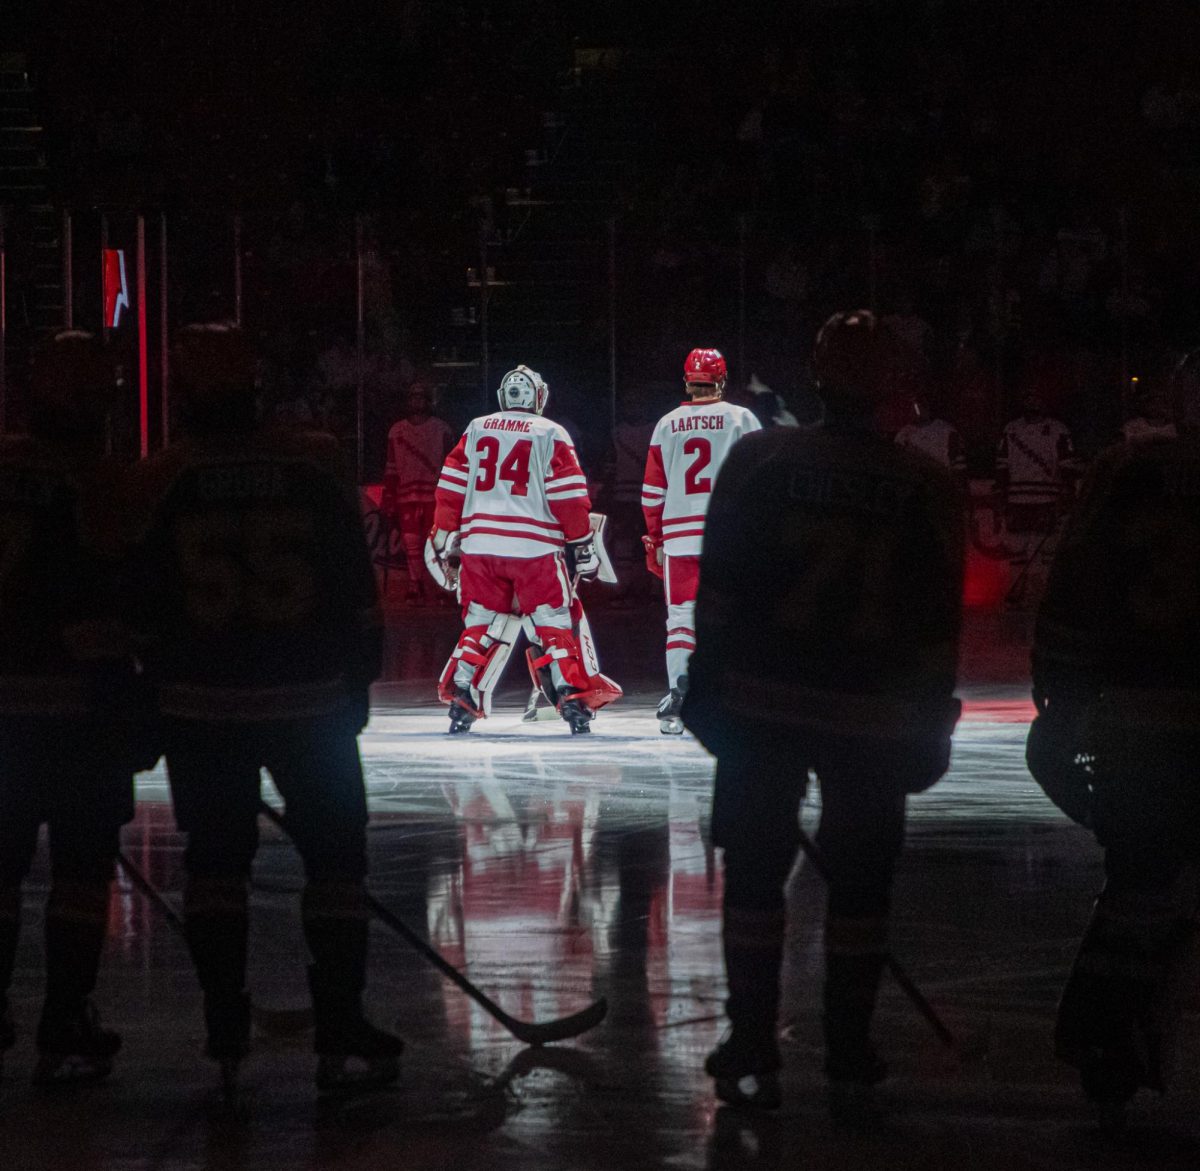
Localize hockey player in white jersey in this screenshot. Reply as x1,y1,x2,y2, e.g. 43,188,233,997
995,390,1078,604
642,348,761,732
430,366,619,734
894,394,966,480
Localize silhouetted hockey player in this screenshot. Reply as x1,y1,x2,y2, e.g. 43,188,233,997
1027,422,1200,1130
0,332,139,1083
683,311,963,1111
126,323,401,1096
430,365,618,734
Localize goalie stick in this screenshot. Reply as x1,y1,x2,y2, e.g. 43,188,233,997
258,801,607,1046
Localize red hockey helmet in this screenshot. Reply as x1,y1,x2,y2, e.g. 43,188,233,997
683,348,727,387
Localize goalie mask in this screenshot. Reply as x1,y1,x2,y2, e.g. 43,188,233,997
497,365,549,414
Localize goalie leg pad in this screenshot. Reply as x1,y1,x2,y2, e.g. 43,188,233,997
438,609,524,717
525,647,558,708
438,625,490,714
530,631,623,712
533,628,590,695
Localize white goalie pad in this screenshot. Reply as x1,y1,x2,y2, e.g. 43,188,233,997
424,531,462,592
474,612,523,716
588,512,618,585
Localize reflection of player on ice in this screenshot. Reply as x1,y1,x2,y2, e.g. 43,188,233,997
428,366,621,734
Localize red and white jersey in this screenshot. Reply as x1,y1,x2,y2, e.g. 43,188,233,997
642,398,761,556
383,416,454,505
434,410,592,558
996,415,1075,505
894,418,966,473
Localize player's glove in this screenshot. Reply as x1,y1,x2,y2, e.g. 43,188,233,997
425,527,460,591
566,536,600,581
642,534,665,580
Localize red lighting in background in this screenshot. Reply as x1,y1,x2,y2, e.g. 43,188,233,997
963,544,1007,610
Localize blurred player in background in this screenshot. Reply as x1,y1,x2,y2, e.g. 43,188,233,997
641,349,761,733
894,393,967,483
381,382,453,604
994,390,1078,605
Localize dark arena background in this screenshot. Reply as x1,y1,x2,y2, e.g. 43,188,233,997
3,2,1200,1168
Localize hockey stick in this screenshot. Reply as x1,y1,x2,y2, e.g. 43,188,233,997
258,801,607,1046
115,849,315,1035
792,826,957,1049
1004,523,1059,606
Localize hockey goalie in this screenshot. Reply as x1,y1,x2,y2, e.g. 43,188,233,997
427,365,621,734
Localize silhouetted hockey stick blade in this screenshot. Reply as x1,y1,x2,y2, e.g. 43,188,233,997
258,801,607,1046
115,849,315,1035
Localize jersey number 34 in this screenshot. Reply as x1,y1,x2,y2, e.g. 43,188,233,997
475,437,532,496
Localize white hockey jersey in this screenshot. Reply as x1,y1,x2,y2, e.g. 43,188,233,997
996,415,1075,505
894,418,966,472
642,398,761,556
434,410,591,558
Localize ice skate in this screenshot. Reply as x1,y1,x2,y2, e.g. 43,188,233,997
657,675,687,735
448,686,478,735
315,1018,404,1095
31,1000,121,1085
557,687,593,735
704,1034,782,1110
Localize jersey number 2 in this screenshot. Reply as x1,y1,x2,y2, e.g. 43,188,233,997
683,437,712,495
475,437,531,496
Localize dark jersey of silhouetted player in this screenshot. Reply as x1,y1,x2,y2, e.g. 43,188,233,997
0,437,123,714
685,425,962,750
1036,436,1200,694
127,429,381,721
